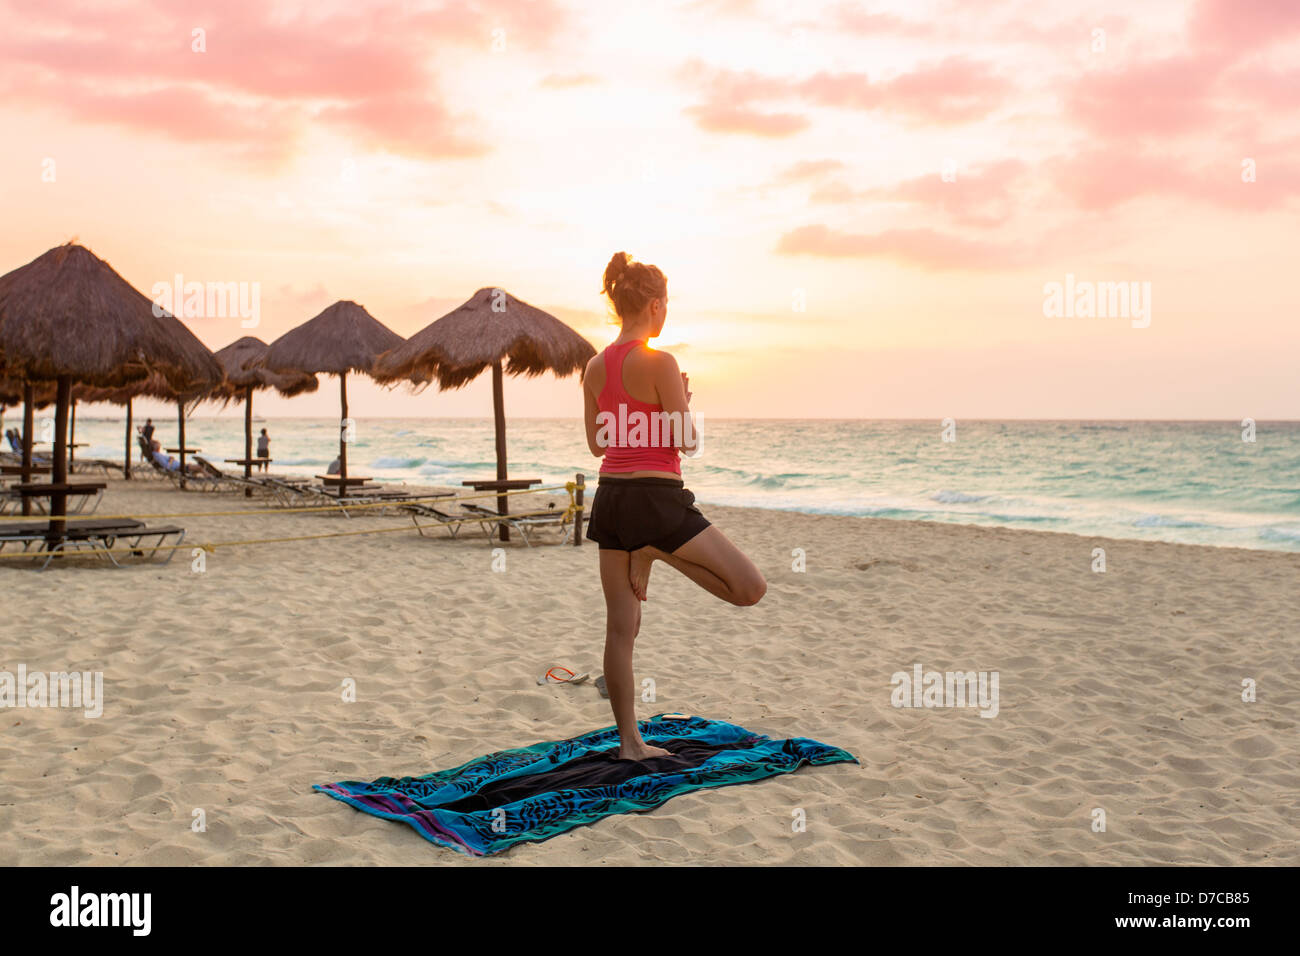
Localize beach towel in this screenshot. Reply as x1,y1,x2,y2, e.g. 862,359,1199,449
314,713,857,856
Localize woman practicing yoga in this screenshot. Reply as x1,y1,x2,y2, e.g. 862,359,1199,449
583,251,767,760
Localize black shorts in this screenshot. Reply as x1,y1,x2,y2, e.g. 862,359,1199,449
585,476,711,552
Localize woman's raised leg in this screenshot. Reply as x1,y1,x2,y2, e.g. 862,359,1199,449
628,526,766,605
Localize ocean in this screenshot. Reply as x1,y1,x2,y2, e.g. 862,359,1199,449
51,416,1300,553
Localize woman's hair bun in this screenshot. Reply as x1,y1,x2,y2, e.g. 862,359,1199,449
603,251,631,295
601,251,666,322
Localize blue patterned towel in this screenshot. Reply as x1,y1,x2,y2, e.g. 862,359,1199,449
314,714,857,856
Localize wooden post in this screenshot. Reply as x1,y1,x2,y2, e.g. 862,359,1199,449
69,399,77,469
244,384,253,497
21,383,33,516
48,375,71,545
492,358,508,541
124,396,133,480
338,372,348,499
574,472,584,546
178,398,187,490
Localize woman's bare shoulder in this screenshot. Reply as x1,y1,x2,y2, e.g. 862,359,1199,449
584,351,606,392
646,346,680,374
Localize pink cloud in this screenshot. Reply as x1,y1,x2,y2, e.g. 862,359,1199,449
1221,64,1300,114
775,159,847,182
799,58,1012,124
683,103,810,137
853,159,1029,227
1049,148,1300,212
828,6,938,38
776,224,1026,270
319,94,486,160
0,0,567,162
538,72,601,89
682,56,1012,136
1188,0,1300,53
1065,55,1230,140
1055,1,1300,152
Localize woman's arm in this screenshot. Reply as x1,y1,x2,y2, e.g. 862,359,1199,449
652,351,699,454
583,372,605,458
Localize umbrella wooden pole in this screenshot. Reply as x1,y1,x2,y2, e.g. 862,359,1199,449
124,397,133,480
339,372,349,499
574,473,585,546
178,398,187,490
48,375,71,544
69,399,77,469
244,385,254,497
21,383,34,516
492,359,509,541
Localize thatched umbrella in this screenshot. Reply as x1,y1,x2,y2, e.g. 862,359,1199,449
0,243,222,531
372,287,595,538
261,301,403,497
210,336,318,493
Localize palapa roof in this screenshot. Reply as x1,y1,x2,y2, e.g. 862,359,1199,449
0,243,223,392
74,372,190,405
0,377,55,407
261,300,403,377
209,336,319,404
372,287,595,390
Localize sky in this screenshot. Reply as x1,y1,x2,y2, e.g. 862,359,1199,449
1,0,1297,420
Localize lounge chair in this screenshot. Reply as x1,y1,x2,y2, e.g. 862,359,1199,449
192,456,269,494
400,501,494,541
136,437,179,484
307,483,445,516
0,448,52,467
0,484,104,516
70,457,125,477
260,478,382,515
260,478,342,510
458,501,572,547
0,517,186,569
140,452,185,486
402,497,571,546
139,445,224,491
0,488,21,516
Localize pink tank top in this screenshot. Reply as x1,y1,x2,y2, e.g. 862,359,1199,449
597,339,681,476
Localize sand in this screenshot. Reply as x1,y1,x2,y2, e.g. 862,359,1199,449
1,477,1297,865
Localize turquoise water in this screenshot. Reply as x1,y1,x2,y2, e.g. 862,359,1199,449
53,416,1300,552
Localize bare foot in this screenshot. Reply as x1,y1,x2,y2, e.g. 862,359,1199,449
628,546,657,601
617,742,672,761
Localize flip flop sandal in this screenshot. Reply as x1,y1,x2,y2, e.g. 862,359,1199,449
536,666,590,686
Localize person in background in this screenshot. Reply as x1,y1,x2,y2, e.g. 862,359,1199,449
327,456,341,475
256,428,270,472
5,428,20,453
141,418,155,445
151,439,203,476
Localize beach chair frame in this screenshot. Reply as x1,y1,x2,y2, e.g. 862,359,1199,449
0,520,186,569
459,502,572,547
